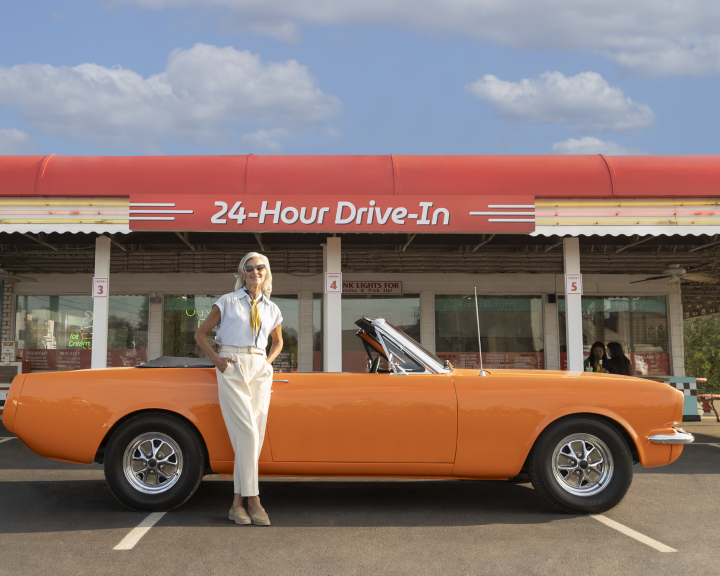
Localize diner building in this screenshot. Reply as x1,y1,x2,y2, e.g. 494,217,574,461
2,154,719,420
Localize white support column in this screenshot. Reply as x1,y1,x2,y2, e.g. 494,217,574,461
298,290,314,372
147,295,163,361
543,293,561,370
420,291,436,354
563,238,583,371
667,292,685,377
323,237,342,372
91,236,111,369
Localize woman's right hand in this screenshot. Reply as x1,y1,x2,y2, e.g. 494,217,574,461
215,356,236,373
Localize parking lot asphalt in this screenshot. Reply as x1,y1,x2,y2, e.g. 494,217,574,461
1,419,719,576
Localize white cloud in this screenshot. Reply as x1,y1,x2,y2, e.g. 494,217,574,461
551,136,646,155
241,128,289,151
249,20,302,43
466,71,656,134
605,36,720,77
0,43,341,149
0,129,35,154
106,0,720,76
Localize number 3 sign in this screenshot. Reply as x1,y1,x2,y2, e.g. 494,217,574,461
565,274,583,295
93,277,109,298
325,272,342,293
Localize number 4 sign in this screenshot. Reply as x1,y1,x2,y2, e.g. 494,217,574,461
565,274,583,295
325,272,342,293
93,277,109,298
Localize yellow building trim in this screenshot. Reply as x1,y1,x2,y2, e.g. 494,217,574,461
0,201,128,206
536,219,720,225
536,201,720,207
0,219,130,224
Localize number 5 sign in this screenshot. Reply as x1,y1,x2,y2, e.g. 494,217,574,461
93,277,109,298
325,272,342,293
565,274,583,295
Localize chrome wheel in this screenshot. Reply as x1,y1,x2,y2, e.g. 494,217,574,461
122,432,183,494
551,433,614,497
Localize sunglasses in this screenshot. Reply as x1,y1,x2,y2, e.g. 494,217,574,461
244,264,266,272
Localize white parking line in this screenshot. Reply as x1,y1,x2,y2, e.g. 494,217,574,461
0,437,17,444
689,443,720,448
590,515,676,553
113,512,166,550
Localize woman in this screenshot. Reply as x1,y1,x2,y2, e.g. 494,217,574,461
584,341,608,372
195,252,283,526
604,342,633,376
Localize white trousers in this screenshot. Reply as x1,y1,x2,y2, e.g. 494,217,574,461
216,346,273,496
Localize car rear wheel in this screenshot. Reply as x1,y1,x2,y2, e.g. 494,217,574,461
528,416,633,514
104,413,205,511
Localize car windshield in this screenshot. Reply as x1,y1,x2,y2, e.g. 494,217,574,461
360,317,447,373
382,321,444,367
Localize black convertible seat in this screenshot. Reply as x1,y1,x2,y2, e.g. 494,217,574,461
136,356,215,368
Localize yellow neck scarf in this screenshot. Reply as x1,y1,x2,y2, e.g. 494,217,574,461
249,294,260,338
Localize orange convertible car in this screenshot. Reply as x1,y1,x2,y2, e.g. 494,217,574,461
3,317,692,514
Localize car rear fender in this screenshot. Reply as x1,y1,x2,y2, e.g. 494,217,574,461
94,406,211,471
1,375,26,434
103,401,201,435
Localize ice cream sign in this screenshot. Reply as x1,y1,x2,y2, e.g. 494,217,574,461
129,195,535,233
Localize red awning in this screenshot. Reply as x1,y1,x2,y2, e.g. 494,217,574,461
2,154,719,199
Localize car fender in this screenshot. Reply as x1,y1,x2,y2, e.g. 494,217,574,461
525,405,669,468
102,400,202,436
1,375,26,434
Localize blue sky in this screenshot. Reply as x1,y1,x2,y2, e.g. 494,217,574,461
0,0,718,156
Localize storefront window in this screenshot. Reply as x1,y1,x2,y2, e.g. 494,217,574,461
274,297,298,372
15,295,148,371
313,294,323,371
558,296,669,375
163,294,299,371
163,295,221,358
341,295,421,372
435,295,544,370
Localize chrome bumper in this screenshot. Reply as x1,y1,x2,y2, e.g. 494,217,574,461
649,431,694,445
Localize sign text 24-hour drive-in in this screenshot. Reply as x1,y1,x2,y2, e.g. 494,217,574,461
129,195,536,234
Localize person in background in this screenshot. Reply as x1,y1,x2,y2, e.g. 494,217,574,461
584,341,608,372
604,342,633,376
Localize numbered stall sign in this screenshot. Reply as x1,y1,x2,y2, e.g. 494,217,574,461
325,272,342,293
565,274,583,295
93,277,109,298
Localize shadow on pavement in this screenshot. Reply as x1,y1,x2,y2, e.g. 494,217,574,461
0,473,573,533
174,476,570,529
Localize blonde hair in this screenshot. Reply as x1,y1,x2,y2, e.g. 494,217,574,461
234,252,273,297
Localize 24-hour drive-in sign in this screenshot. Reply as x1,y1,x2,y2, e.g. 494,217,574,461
129,195,536,233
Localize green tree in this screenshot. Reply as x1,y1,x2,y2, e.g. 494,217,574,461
684,316,720,394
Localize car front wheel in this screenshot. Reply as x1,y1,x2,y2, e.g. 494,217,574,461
528,416,634,514
104,413,205,511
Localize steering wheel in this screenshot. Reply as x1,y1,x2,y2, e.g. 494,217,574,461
370,356,381,373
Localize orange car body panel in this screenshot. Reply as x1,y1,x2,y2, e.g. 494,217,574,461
3,365,684,478
267,373,457,465
2,374,24,433
452,369,682,478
